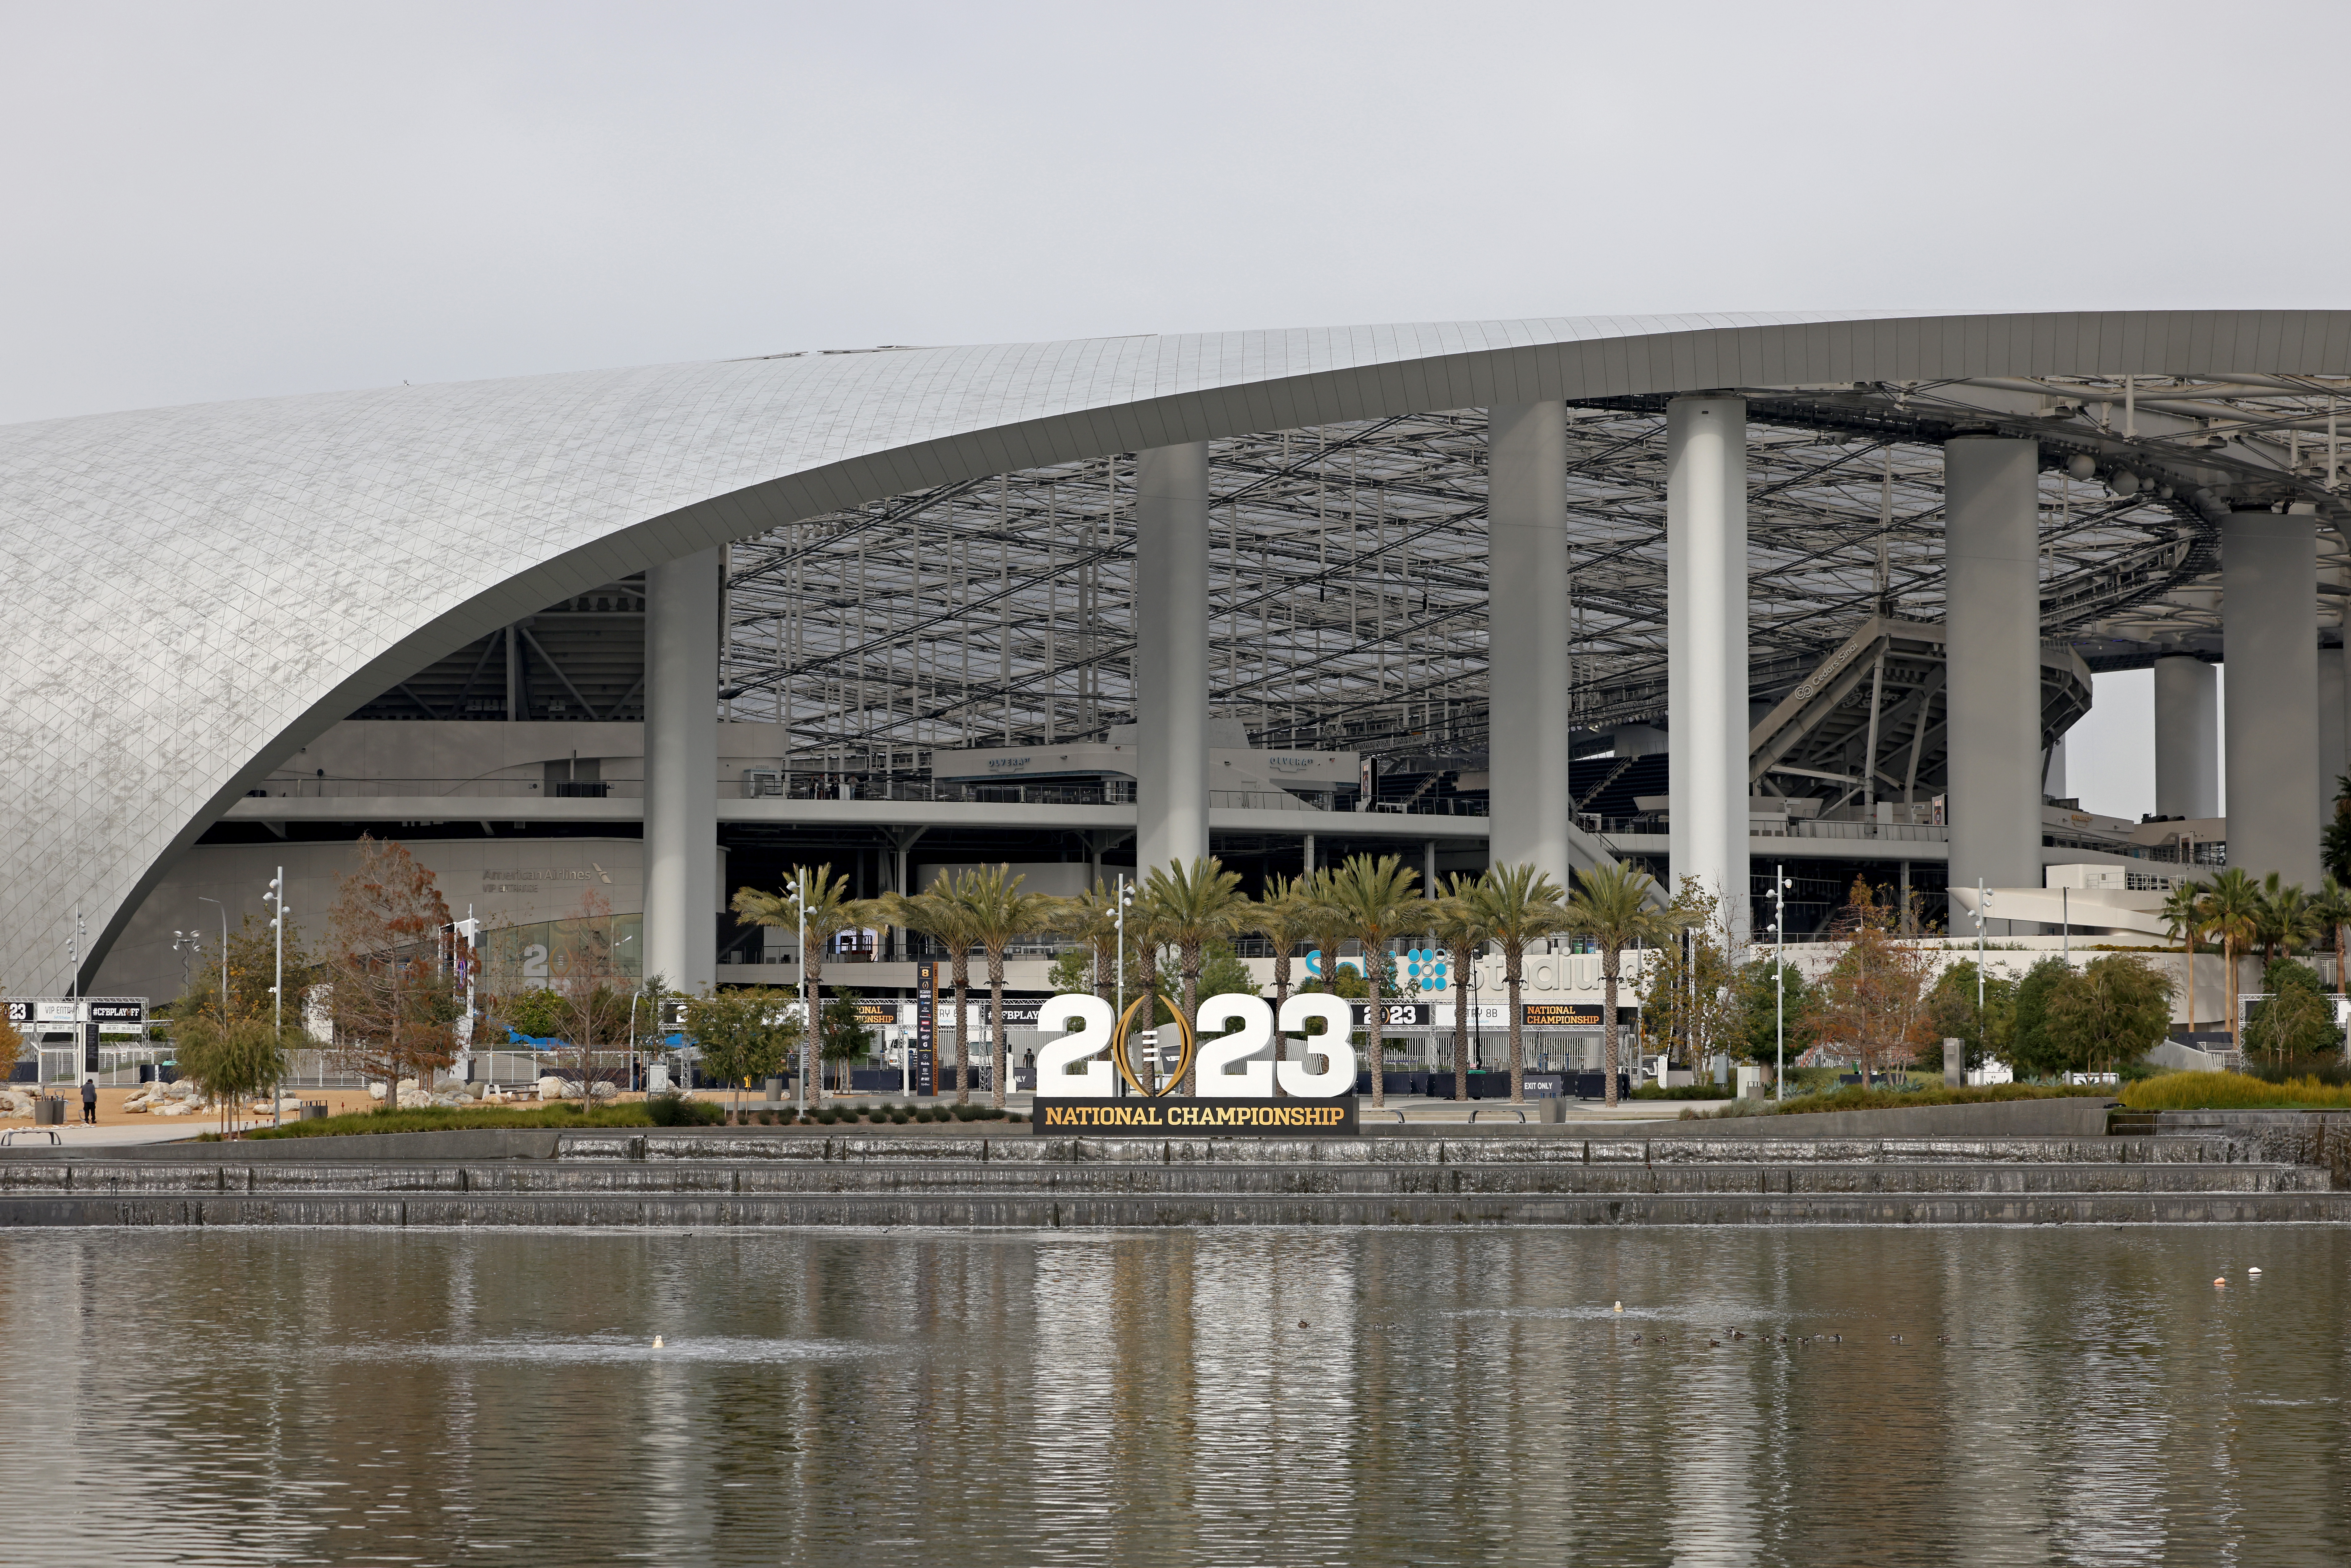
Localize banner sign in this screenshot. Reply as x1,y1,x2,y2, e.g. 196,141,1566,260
1348,1002,1433,1027
1521,1003,1640,1028
1031,993,1357,1127
6,998,147,1033
911,963,937,1097
1033,1097,1359,1136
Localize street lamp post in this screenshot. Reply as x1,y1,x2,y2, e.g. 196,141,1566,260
1466,960,1482,1075
1770,862,1790,1102
1114,875,1132,1097
1971,879,1996,1083
263,868,286,1127
795,875,811,1113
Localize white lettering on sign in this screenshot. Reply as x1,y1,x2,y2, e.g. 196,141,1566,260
521,944,550,980
1034,993,1357,1099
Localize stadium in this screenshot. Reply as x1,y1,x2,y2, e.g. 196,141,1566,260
5,309,2346,1072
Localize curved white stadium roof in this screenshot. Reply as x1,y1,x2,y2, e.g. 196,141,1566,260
5,309,2350,990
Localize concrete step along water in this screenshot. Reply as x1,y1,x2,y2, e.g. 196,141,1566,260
1,1130,2345,1226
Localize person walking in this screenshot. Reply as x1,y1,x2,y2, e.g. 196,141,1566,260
79,1078,97,1125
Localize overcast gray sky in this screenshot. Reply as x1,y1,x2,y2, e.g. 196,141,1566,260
7,1,2341,809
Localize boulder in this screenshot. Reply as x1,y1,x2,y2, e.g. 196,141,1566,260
587,1080,618,1101
537,1075,578,1101
368,1082,388,1101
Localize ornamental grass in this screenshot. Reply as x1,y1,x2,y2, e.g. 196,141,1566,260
2118,1072,2351,1111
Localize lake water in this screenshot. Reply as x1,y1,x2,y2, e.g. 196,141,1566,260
1,1225,2345,1566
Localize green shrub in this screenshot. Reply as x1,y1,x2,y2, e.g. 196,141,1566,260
235,1101,704,1138
1684,1081,2114,1120
644,1092,722,1127
2120,1071,2351,1110
1632,1083,1735,1101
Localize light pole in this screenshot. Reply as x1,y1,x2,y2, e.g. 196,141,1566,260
1466,959,1482,1073
794,873,811,1113
263,869,286,1126
1114,875,1132,1096
1770,863,1790,1102
1972,879,1995,1082
615,931,636,1092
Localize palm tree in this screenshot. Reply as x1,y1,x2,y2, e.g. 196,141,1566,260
2257,873,2317,963
1563,861,1682,1106
1245,875,1317,1089
1142,857,1249,1094
733,864,863,1103
2325,775,2351,884
2200,867,2265,1051
1461,863,1572,1103
1309,854,1422,1108
2160,878,2210,1034
1122,893,1173,1093
1053,881,1126,1004
880,872,984,1104
2314,876,2351,1001
1427,874,1496,1104
957,866,1063,1108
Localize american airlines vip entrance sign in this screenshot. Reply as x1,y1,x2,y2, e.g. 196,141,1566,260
1029,992,1359,1135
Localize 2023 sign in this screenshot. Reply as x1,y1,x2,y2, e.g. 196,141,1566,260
1033,993,1357,1099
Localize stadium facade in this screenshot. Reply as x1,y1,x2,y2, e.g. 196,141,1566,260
5,310,2349,1030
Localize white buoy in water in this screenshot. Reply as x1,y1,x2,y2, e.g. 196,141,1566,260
2247,1266,2262,1275
1613,1301,1624,1313
653,1335,665,1348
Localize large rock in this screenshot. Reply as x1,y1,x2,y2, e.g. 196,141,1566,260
537,1075,578,1101
587,1080,618,1101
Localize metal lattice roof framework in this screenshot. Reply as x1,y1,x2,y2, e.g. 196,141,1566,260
720,375,2351,777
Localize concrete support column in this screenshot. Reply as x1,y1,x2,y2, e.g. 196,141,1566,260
1486,402,1572,890
2223,510,2321,886
1134,443,1210,874
1665,396,1748,942
2320,650,2345,824
2153,655,2220,820
1943,438,2043,933
2339,635,2351,815
644,549,721,996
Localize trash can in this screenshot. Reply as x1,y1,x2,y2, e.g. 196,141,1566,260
34,1096,67,1126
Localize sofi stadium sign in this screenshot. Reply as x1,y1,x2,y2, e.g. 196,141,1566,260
1029,992,1359,1135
